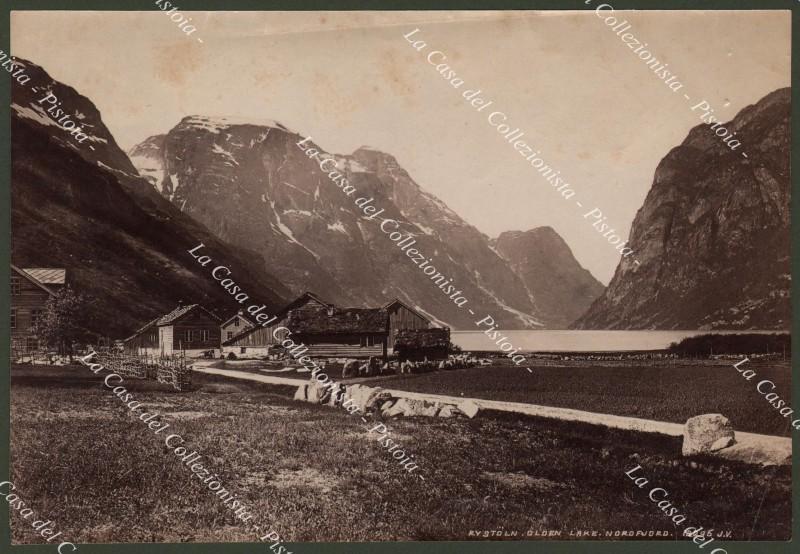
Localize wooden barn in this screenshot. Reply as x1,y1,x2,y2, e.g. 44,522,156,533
124,302,221,357
394,328,451,361
384,298,432,351
10,265,65,353
286,306,389,360
221,310,255,344
221,292,330,357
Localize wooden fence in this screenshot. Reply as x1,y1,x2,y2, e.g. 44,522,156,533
93,350,193,392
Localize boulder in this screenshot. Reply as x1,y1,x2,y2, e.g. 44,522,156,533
458,400,480,419
306,380,331,404
710,436,736,452
327,383,345,408
293,384,308,402
400,398,439,417
682,414,736,456
438,404,458,418
386,398,411,418
365,390,393,412
380,399,396,417
342,359,359,379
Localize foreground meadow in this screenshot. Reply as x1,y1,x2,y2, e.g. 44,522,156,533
10,364,791,543
367,359,794,436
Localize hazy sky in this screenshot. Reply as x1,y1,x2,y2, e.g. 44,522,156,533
11,10,790,283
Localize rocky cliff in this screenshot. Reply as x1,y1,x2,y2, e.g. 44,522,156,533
493,227,605,328
573,88,791,330
12,59,290,338
130,118,551,328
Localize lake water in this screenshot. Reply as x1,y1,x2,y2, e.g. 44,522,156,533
451,330,784,353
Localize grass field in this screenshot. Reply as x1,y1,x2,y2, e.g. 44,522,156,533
10,364,791,543
366,359,794,436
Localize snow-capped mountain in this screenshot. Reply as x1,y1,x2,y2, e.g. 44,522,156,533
12,59,290,337
130,116,598,328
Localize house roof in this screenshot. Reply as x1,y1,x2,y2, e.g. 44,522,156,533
220,312,256,328
157,303,221,326
125,303,220,342
287,307,388,335
394,328,450,349
221,291,331,343
11,264,56,296
383,298,430,322
285,291,332,311
22,268,66,285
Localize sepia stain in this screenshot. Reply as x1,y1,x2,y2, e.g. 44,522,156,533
379,49,417,107
154,41,204,87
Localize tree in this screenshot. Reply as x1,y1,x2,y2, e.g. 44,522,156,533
31,285,88,360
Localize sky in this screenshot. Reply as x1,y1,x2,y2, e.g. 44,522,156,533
11,10,791,283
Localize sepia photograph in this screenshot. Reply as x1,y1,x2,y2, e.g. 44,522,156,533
4,4,794,550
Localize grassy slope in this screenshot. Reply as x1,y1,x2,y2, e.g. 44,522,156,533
10,365,790,543
366,360,794,437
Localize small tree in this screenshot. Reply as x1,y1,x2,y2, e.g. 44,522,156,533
31,285,87,360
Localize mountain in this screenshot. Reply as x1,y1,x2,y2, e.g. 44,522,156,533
492,227,605,328
11,58,290,338
573,88,791,330
130,117,550,329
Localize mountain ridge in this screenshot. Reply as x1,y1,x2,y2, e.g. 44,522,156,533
573,87,791,330
130,116,556,329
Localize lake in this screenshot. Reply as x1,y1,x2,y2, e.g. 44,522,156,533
451,330,785,352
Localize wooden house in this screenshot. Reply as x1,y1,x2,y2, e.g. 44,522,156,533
221,311,255,344
384,298,432,351
394,328,450,361
124,302,221,357
10,265,64,352
285,306,389,360
221,292,330,357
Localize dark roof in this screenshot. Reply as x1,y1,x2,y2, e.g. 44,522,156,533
287,307,388,335
221,292,331,345
124,304,220,343
394,328,450,349
383,298,430,322
157,304,220,326
284,291,332,311
11,264,56,296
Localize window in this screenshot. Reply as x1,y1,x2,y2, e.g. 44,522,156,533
227,331,234,340
11,308,17,329
200,329,209,341
234,318,240,327
30,309,42,330
184,330,192,343
25,337,38,351
361,336,375,347
11,276,20,296
240,347,247,354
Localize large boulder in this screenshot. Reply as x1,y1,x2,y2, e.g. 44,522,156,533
326,383,345,408
342,359,360,379
306,380,331,404
293,384,308,402
458,400,480,419
682,414,736,456
384,398,440,417
380,399,396,417
341,384,391,413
